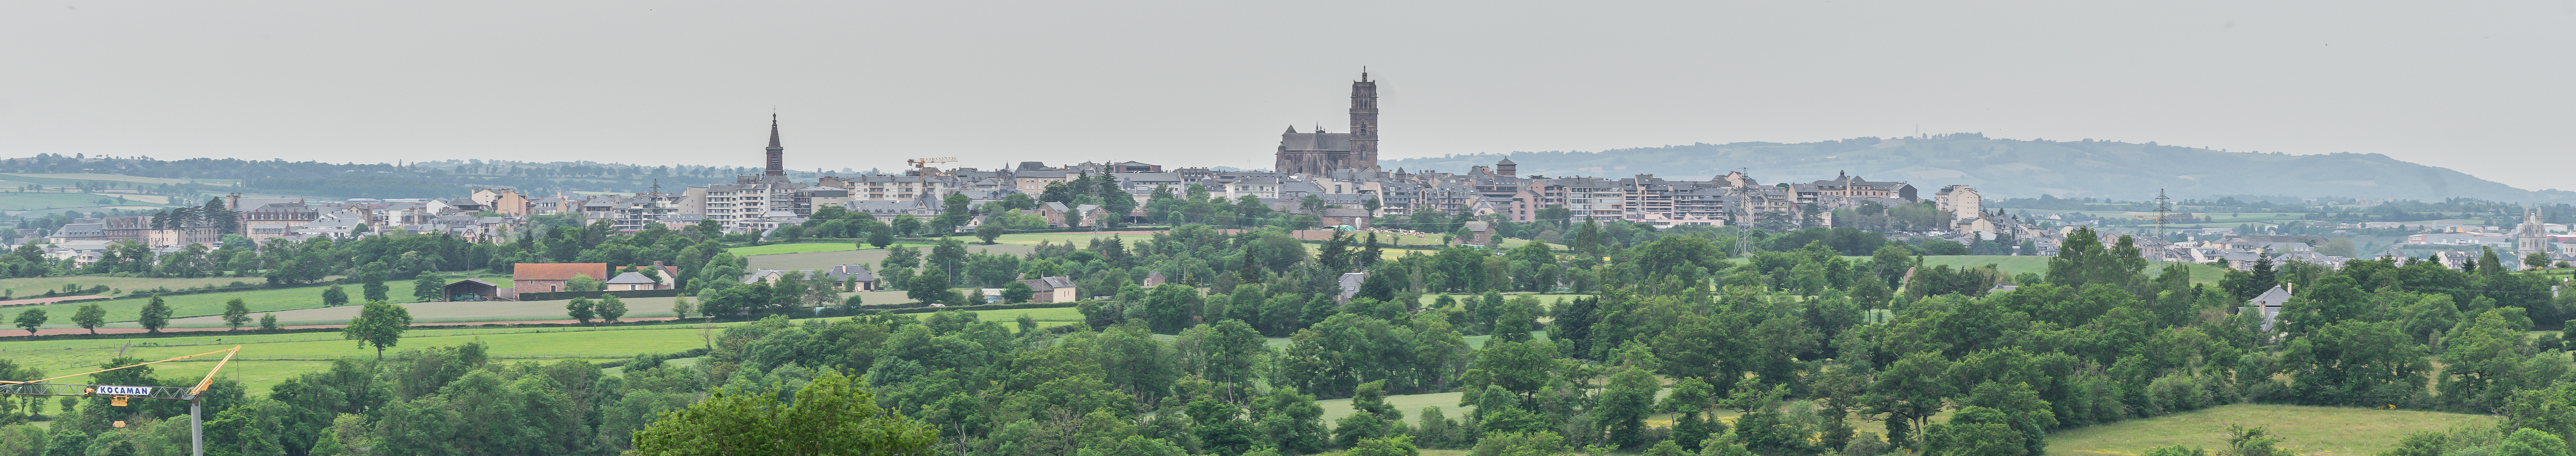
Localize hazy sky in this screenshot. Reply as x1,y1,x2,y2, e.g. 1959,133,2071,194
4,1,2570,189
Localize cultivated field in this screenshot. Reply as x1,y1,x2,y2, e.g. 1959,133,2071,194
0,304,1094,392
2047,404,2493,456
17,280,439,329
0,275,275,298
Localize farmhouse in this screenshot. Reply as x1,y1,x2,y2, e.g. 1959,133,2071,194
510,263,609,299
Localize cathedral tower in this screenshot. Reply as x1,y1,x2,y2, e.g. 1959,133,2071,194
1273,72,1383,175
764,114,785,176
1348,71,1379,170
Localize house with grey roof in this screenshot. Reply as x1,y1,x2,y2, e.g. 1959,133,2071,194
1019,276,1079,303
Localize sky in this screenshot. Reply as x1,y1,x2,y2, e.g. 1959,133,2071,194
2,1,2571,189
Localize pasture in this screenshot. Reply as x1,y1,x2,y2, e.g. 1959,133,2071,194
0,303,1094,392
2047,404,2493,456
16,280,437,329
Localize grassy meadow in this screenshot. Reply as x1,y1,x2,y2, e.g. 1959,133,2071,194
15,280,434,329
2047,404,2492,456
725,242,863,256
0,303,1095,392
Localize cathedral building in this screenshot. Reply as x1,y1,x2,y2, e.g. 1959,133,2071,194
1274,73,1380,175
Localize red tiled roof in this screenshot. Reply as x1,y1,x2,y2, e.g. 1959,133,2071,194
514,263,609,282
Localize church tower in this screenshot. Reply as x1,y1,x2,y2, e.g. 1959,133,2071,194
2518,205,2549,255
764,114,785,176
1348,71,1379,170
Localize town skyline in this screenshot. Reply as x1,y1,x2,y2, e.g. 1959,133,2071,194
4,1,2571,191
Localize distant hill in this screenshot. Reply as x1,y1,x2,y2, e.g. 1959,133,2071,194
1381,134,2572,202
0,155,788,200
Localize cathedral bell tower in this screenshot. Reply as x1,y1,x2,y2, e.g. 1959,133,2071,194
1348,71,1379,170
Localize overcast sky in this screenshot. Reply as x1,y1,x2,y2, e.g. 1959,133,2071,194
3,1,2570,189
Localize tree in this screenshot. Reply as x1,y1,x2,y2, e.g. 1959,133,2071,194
868,228,895,250
321,285,349,307
362,278,389,302
344,300,413,360
412,273,445,302
700,285,753,319
1922,406,2025,456
2500,428,2571,456
927,237,970,278
976,222,1005,245
907,273,952,305
883,246,921,269
929,193,972,234
1596,367,1661,449
627,370,938,456
138,294,173,333
567,274,603,292
567,298,597,324
672,297,698,323
70,303,104,334
2225,425,2282,456
1001,281,1034,303
222,298,252,331
1347,436,1420,456
12,309,44,335
596,296,629,324
891,214,923,236
259,313,280,331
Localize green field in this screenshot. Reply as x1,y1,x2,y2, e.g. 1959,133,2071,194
0,304,1092,392
0,275,276,299
14,280,441,328
1896,255,2230,284
1318,391,1470,423
2048,404,2493,456
0,324,730,391
726,242,865,256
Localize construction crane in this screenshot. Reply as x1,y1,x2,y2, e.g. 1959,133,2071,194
905,157,957,203
0,346,240,456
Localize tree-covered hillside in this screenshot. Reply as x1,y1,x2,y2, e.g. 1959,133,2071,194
1383,134,2571,202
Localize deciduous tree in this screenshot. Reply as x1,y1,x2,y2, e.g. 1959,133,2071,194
344,300,413,360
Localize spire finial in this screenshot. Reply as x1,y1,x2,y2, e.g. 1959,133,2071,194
1361,66,1368,82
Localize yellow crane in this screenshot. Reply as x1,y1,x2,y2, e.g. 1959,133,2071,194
905,157,957,203
0,346,240,456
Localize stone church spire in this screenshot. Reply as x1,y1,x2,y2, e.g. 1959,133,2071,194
764,113,785,176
